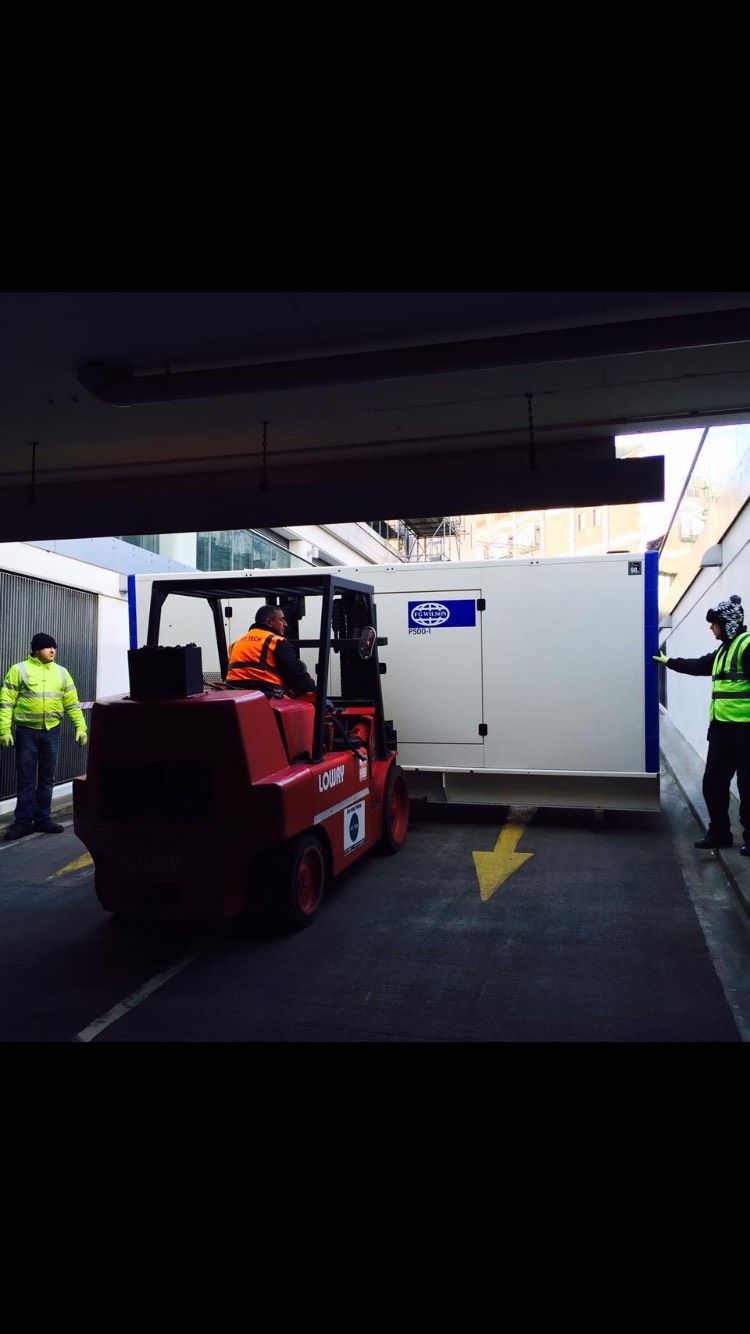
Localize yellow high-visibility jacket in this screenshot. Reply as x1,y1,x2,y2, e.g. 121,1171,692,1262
711,632,750,722
0,656,86,736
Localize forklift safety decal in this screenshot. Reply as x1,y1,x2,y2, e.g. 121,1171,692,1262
408,599,476,632
344,800,366,853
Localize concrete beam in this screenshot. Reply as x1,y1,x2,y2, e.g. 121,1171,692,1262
0,451,664,544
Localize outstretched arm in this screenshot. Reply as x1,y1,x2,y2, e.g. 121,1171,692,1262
653,649,717,675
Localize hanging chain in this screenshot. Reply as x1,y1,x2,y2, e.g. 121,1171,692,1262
259,419,270,491
26,440,37,506
525,394,537,471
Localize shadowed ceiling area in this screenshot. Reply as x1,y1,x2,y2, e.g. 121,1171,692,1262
2,290,750,541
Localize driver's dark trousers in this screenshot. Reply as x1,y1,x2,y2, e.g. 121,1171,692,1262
702,720,750,842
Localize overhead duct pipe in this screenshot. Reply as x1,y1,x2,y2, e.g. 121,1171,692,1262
78,308,750,406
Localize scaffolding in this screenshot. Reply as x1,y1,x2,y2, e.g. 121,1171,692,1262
398,516,467,563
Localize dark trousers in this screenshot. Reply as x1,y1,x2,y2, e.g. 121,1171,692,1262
14,724,61,826
703,721,750,842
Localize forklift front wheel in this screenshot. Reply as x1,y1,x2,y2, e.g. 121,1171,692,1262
272,832,326,931
379,763,410,855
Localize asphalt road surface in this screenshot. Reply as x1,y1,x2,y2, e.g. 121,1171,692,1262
0,770,747,1042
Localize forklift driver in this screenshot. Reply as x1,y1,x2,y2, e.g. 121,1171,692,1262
226,606,316,698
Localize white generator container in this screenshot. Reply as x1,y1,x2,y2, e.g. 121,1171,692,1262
130,551,660,811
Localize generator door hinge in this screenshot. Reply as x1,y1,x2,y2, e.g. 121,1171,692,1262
477,598,486,611
478,723,488,736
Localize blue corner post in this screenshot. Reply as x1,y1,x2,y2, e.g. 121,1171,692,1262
644,550,659,773
127,575,138,650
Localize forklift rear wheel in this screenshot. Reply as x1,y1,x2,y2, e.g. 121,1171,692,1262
379,763,409,854
273,833,326,930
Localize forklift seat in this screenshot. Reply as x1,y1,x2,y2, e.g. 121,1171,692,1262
269,698,315,763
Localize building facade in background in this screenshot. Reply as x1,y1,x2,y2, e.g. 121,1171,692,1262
469,500,646,562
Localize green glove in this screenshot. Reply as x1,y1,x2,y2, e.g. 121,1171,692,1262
75,729,88,746
0,733,13,748
653,652,669,665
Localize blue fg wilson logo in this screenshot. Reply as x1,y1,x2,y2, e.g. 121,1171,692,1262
408,599,477,631
411,601,451,627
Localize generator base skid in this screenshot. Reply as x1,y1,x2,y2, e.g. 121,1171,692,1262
404,768,660,812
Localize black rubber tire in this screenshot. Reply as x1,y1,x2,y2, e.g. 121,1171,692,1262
378,763,410,855
267,832,326,931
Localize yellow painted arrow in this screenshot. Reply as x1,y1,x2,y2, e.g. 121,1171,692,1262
472,808,536,902
47,851,93,880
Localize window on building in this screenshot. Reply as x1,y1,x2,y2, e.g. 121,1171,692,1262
516,523,540,552
577,513,586,532
119,535,159,553
367,520,397,542
195,529,305,572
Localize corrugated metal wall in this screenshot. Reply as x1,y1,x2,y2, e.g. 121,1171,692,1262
0,569,97,801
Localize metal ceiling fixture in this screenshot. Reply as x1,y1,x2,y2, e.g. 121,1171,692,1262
26,441,37,506
525,394,537,472
259,419,270,492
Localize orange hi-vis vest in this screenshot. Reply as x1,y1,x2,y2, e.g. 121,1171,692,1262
226,627,285,689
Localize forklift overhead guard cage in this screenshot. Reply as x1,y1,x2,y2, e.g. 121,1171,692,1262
145,572,388,764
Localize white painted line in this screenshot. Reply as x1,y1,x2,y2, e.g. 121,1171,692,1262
73,943,208,1043
0,818,74,852
314,787,370,825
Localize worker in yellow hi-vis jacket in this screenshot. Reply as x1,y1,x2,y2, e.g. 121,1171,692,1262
654,594,750,855
0,633,87,841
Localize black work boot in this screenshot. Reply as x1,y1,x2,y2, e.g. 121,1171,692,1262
694,831,733,849
4,823,33,841
33,819,65,834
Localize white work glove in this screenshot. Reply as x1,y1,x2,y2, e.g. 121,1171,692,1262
0,734,13,748
653,653,668,665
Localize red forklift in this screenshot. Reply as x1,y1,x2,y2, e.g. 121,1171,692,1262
73,573,409,929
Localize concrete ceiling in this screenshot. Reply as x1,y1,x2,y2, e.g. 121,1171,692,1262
2,290,750,542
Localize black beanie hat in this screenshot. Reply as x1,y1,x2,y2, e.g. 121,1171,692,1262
31,633,57,651
706,595,745,641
